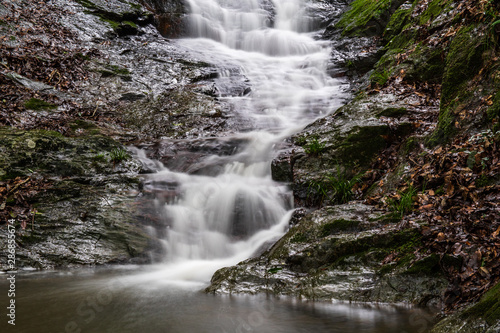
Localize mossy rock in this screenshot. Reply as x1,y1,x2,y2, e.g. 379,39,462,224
336,0,406,37
441,25,488,105
24,98,58,111
462,282,500,326
319,219,361,236
0,127,139,180
431,281,500,332
75,0,152,36
383,1,414,41
339,125,390,166
376,107,407,118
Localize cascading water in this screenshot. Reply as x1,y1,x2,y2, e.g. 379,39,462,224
136,0,346,285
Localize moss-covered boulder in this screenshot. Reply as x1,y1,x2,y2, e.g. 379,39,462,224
206,204,448,306
334,0,407,37
275,93,413,206
0,127,141,180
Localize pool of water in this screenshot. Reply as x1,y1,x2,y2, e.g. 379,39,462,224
1,268,435,333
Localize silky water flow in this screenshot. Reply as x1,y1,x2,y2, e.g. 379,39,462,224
132,0,346,285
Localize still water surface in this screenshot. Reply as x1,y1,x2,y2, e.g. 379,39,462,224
2,268,433,333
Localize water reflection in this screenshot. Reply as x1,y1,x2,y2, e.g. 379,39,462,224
2,268,434,333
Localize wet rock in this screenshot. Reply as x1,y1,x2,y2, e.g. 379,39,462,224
0,127,153,269
141,0,188,37
277,93,412,206
206,203,448,306
74,0,154,36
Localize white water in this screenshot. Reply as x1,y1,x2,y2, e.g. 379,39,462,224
138,0,346,285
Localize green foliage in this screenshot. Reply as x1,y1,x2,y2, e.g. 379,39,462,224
389,184,417,217
294,135,307,146
308,168,361,206
24,98,57,111
487,91,500,122
110,148,129,163
304,137,325,155
93,153,107,163
370,69,390,86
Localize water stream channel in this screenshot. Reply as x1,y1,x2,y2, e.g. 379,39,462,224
2,1,434,332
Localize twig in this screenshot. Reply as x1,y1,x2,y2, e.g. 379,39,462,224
6,177,30,196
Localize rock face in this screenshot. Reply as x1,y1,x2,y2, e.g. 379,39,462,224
207,204,448,306
0,0,230,269
0,127,151,269
272,93,418,207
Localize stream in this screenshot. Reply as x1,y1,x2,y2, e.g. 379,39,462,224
2,1,434,332
138,0,346,284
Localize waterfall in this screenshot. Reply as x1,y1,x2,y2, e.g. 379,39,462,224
137,0,346,284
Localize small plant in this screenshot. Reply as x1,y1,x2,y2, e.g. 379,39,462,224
390,184,417,217
304,137,325,155
370,69,390,86
326,168,361,204
307,167,361,206
93,153,107,163
110,148,129,163
294,135,307,145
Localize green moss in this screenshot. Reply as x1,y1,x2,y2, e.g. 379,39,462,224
376,107,407,118
24,98,57,111
99,64,132,79
441,25,487,106
387,27,419,51
384,6,413,41
335,0,393,36
123,20,137,28
129,2,142,11
70,120,97,130
290,232,307,243
404,137,419,154
405,44,446,83
419,0,451,25
404,254,441,275
369,212,402,224
461,281,500,325
340,125,390,166
100,17,121,30
106,64,131,75
428,90,474,146
75,0,97,10
320,219,361,237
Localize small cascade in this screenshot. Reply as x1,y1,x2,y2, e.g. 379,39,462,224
139,0,347,284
